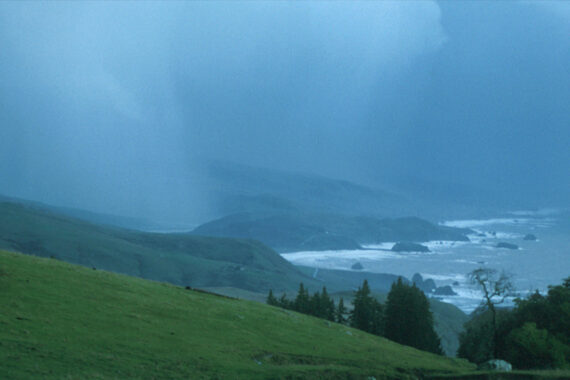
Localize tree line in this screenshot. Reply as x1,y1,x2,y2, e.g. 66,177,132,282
459,273,570,369
267,278,443,355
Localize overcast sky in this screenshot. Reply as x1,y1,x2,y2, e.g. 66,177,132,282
1,1,568,221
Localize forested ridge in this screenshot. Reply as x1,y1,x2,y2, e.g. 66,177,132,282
268,278,443,355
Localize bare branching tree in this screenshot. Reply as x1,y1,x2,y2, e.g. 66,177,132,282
469,267,514,359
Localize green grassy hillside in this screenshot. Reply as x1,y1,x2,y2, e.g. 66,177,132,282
0,201,313,292
0,250,475,379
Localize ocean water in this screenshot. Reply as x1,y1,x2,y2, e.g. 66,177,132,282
282,211,570,314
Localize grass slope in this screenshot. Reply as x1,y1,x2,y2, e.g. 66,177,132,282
0,250,475,379
0,201,313,292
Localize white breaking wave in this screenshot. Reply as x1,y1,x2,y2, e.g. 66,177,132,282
440,218,532,228
281,248,404,269
361,242,395,250
420,273,466,282
423,240,471,252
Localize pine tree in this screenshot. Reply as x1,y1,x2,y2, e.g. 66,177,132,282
369,298,384,336
310,290,322,317
320,286,335,321
266,289,278,306
384,278,442,354
294,283,310,314
279,293,290,309
350,280,383,335
336,297,347,324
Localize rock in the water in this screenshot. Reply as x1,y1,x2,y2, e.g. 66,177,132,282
523,233,537,241
423,279,437,293
434,285,457,296
496,242,519,250
412,273,424,284
412,273,436,293
477,359,512,372
391,242,430,252
351,262,364,270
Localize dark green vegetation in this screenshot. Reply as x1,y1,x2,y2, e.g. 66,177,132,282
268,279,444,355
459,278,570,370
384,279,443,354
349,280,385,336
267,283,338,322
0,250,477,379
193,212,470,252
290,267,469,357
0,201,314,292
465,268,515,360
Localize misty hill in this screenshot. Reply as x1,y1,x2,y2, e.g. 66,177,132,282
0,201,313,292
0,194,168,231
206,161,413,218
193,212,470,252
203,162,512,223
0,250,476,379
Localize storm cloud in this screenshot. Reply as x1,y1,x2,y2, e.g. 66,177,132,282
0,1,568,223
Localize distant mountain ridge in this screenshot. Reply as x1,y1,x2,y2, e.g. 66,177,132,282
205,161,411,218
204,162,508,221
193,212,471,252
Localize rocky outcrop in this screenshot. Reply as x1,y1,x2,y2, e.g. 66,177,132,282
496,242,519,250
523,233,537,241
351,262,364,270
434,285,457,296
391,242,430,253
412,273,436,293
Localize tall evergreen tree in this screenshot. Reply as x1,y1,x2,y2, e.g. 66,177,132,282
310,290,322,317
294,282,310,314
369,298,384,336
350,280,384,335
384,278,442,354
279,293,291,309
336,297,347,324
266,289,278,306
320,286,335,321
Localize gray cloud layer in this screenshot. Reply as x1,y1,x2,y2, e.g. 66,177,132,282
1,1,568,221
